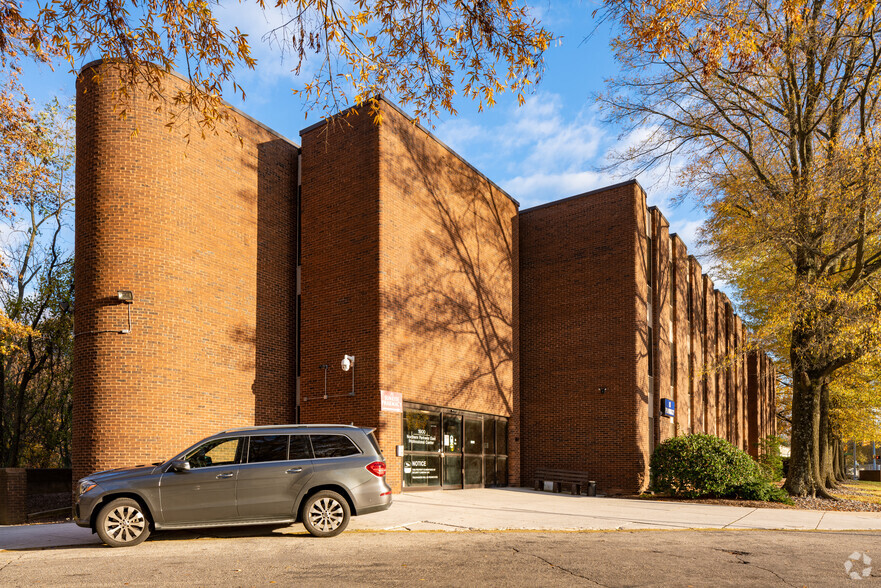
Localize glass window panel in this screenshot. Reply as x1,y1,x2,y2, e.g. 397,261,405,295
404,410,441,452
484,420,495,454
443,455,462,487
365,431,383,456
186,438,241,468
443,414,462,453
248,435,288,463
404,454,441,487
289,435,312,460
496,420,507,456
464,455,482,485
464,419,482,455
484,456,497,486
310,435,360,458
496,456,507,486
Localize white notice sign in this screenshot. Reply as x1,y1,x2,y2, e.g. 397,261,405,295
381,390,403,413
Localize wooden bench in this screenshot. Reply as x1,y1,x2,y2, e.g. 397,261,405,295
533,469,596,496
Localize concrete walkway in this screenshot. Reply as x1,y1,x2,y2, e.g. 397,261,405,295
3,487,881,550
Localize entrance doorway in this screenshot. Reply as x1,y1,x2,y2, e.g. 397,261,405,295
402,404,508,490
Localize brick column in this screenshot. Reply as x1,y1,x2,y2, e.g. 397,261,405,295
0,468,27,524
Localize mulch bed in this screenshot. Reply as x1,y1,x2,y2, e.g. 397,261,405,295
622,481,881,512
790,495,881,512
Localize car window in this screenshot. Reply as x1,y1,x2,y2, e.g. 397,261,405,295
248,435,289,463
310,434,361,458
365,431,383,456
186,438,241,468
289,435,313,460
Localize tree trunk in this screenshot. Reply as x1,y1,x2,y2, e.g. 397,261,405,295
832,440,841,480
819,383,836,489
833,439,845,482
785,369,833,497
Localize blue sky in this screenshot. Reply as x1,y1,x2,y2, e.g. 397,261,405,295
19,1,707,261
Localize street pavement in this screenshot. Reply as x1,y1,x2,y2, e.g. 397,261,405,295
0,527,879,586
1,488,880,586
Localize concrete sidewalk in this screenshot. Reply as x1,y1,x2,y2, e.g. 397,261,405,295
3,487,881,550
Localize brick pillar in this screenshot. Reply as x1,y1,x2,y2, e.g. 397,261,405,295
702,275,716,437
688,257,705,433
0,468,27,524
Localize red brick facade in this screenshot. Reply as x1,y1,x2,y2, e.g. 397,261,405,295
74,63,776,494
517,182,776,493
518,182,649,494
73,62,298,482
299,102,517,492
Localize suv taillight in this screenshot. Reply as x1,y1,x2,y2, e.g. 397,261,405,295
366,461,387,477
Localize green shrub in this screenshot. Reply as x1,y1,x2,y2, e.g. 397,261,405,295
728,480,794,504
756,435,785,482
650,434,762,498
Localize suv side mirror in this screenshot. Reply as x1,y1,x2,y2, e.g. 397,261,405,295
171,459,191,472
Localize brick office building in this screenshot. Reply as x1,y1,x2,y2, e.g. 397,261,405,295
73,61,775,494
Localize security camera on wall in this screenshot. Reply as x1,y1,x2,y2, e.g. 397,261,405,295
341,355,355,372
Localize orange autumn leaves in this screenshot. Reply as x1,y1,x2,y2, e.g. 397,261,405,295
0,0,551,130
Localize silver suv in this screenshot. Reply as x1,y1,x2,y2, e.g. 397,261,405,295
74,425,392,546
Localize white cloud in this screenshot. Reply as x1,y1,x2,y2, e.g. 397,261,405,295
434,92,705,252
668,218,703,253
436,92,608,205
503,170,607,208
436,119,484,154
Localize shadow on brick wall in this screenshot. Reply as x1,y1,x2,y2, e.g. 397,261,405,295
252,139,297,425
384,124,514,413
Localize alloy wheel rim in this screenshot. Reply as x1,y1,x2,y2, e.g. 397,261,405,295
308,497,344,531
103,505,146,543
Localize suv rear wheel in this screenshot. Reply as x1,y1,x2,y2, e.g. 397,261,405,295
96,498,151,547
302,490,350,537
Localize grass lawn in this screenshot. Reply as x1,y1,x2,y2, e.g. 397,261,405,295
832,480,881,504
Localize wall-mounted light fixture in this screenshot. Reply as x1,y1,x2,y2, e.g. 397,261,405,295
117,290,133,334
341,355,355,396
73,289,135,338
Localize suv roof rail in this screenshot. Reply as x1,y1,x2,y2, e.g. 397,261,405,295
218,424,360,434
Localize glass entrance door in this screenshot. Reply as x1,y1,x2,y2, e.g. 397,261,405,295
463,417,483,488
402,404,508,490
442,414,462,488
402,410,441,488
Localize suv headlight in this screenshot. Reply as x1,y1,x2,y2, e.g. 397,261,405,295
77,479,97,497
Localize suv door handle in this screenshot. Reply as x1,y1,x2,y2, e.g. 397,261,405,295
286,468,303,474
216,472,235,479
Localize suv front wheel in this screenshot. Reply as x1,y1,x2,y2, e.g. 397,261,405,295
302,490,350,537
96,498,151,547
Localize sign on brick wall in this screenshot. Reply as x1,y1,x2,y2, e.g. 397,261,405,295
381,390,403,413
